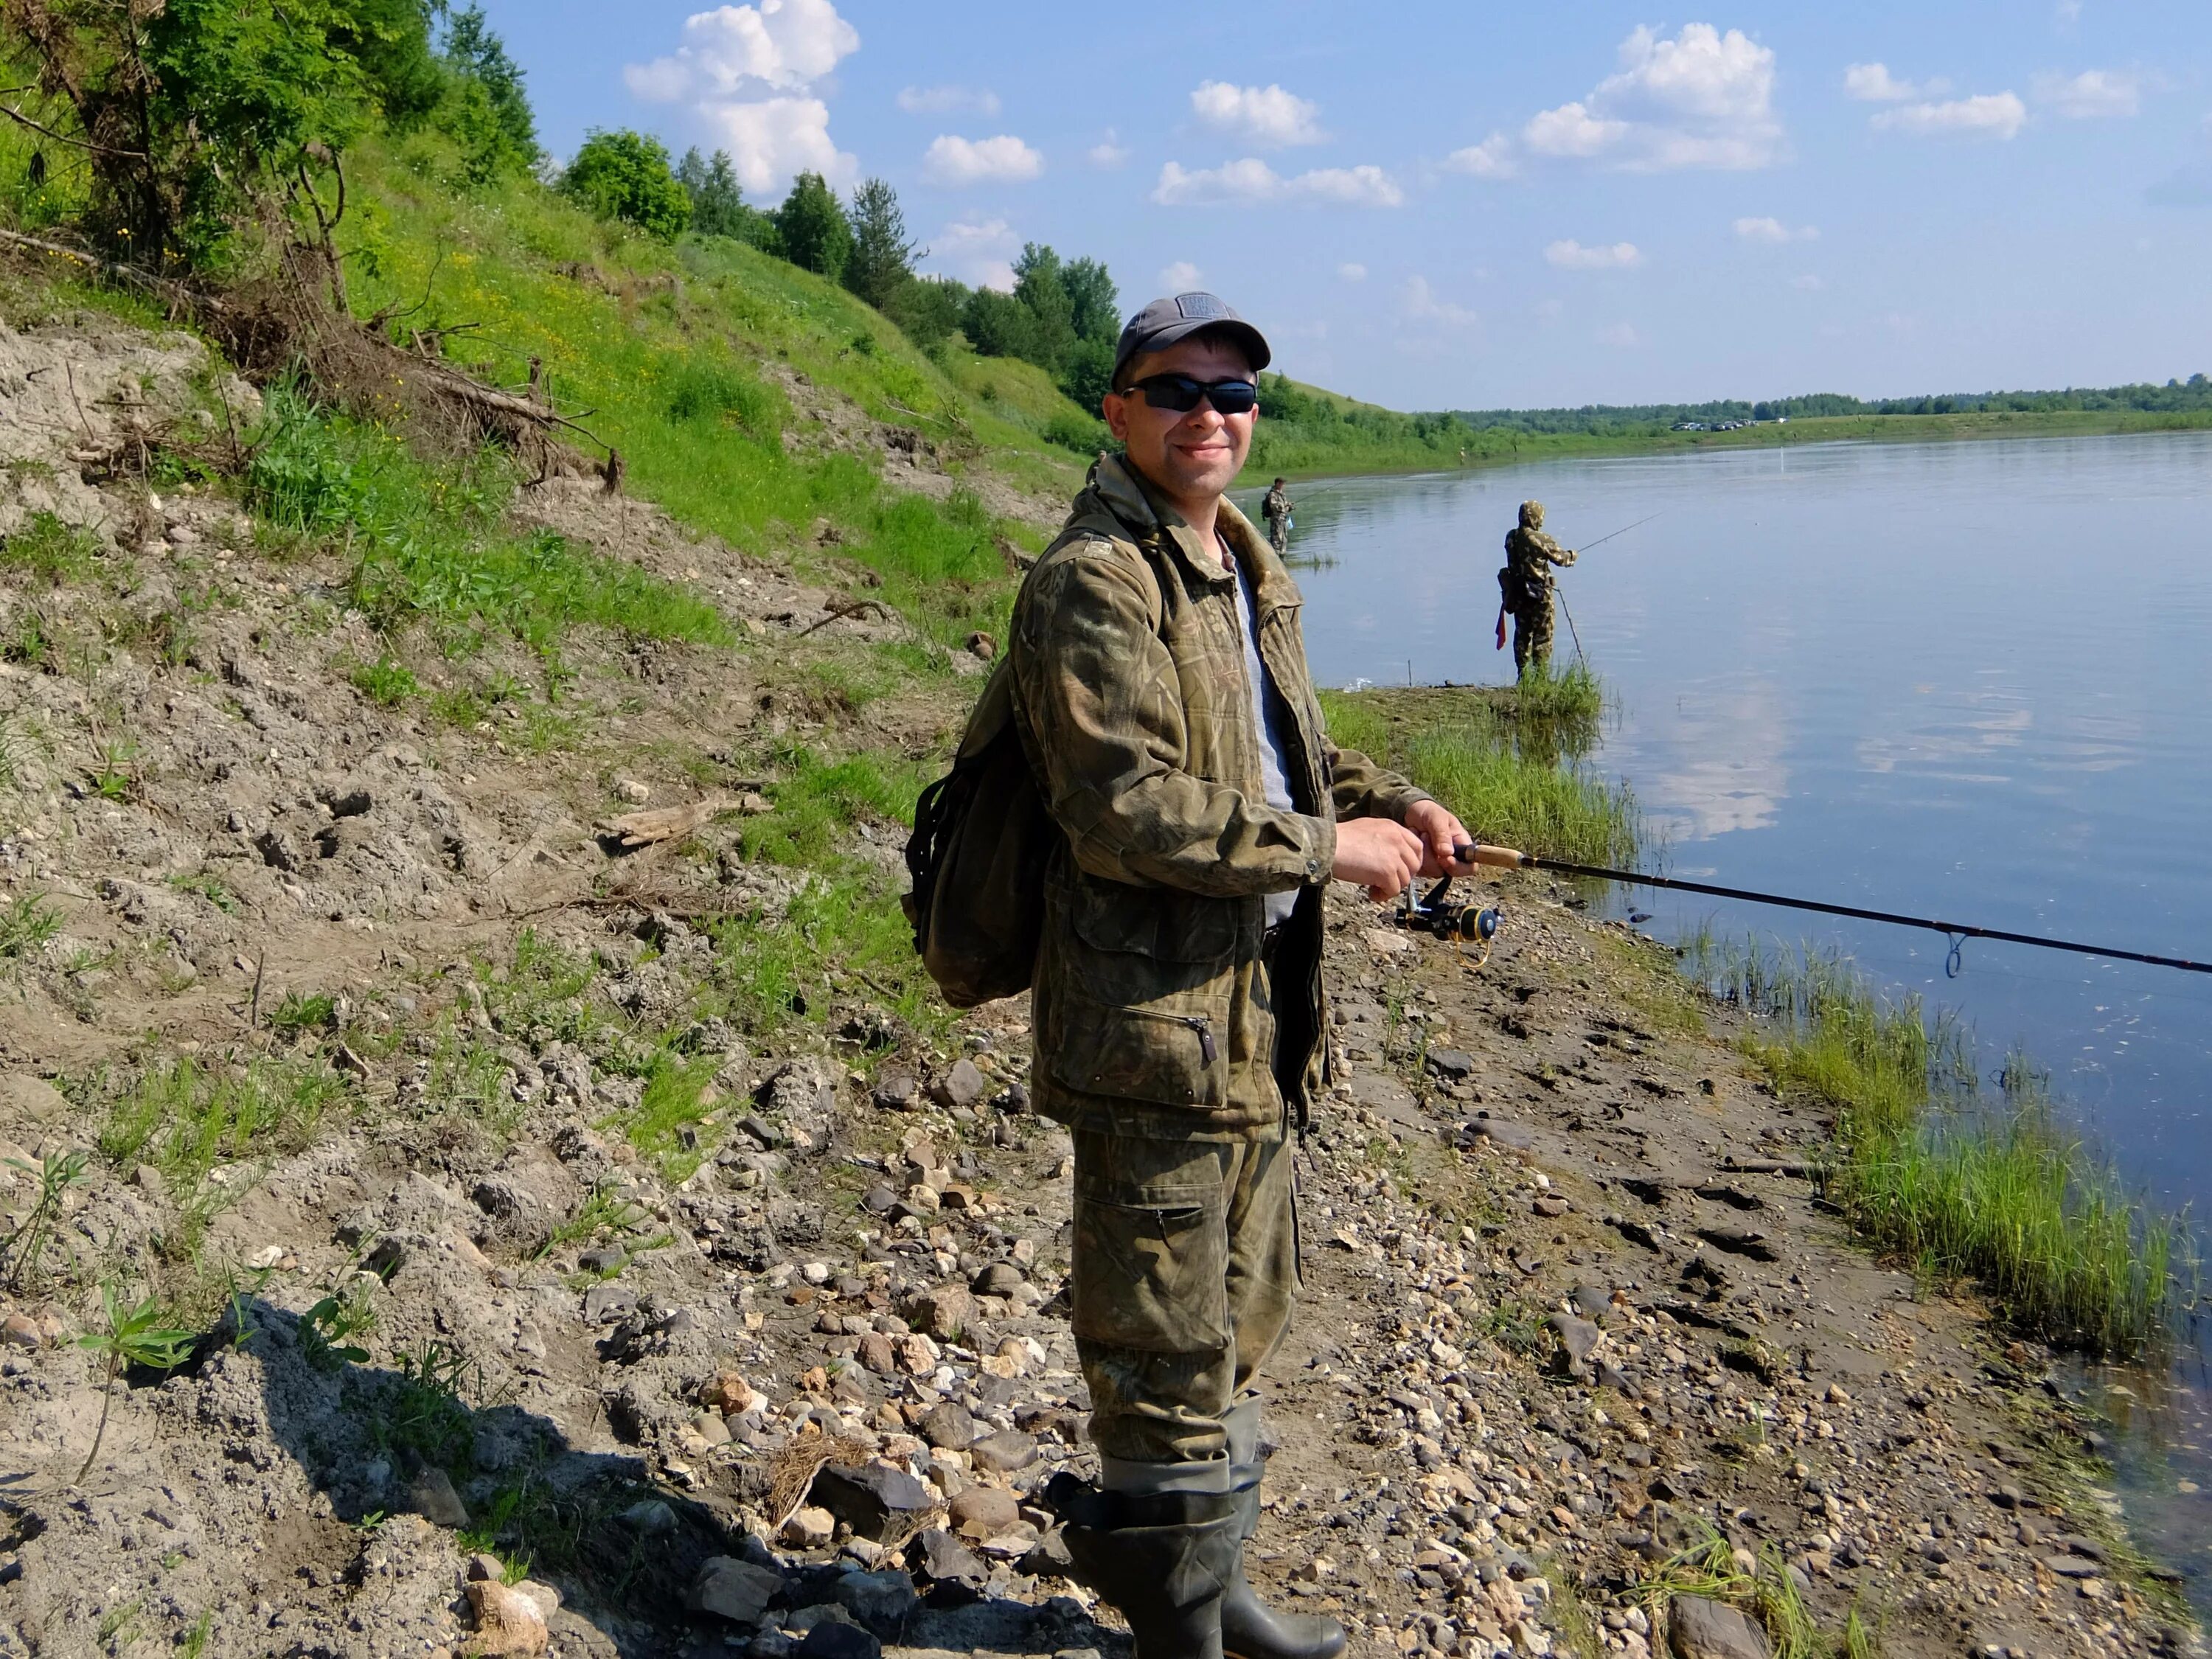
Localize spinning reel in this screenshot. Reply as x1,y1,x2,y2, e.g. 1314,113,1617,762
1394,875,1504,964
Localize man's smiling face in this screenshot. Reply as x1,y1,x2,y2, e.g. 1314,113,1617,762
1103,335,1258,512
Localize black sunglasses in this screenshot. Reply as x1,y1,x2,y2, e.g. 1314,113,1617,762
1127,372,1259,415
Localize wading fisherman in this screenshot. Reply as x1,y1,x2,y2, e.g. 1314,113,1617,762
1262,475,1293,554
1011,292,1475,1658
1497,498,1577,677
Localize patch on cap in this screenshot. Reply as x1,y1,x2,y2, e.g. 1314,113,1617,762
1175,293,1230,321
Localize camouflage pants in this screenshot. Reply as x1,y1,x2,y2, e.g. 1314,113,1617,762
1267,515,1290,554
1511,605,1554,676
1070,1124,1299,1474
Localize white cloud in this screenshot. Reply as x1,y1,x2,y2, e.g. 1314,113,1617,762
1338,262,1368,282
897,84,999,116
929,218,1018,291
1152,159,1404,207
1733,215,1818,243
2035,69,2140,118
1159,260,1204,291
1545,238,1644,270
1444,133,1517,178
625,1,860,194
921,133,1045,185
1087,130,1130,168
1843,63,1944,102
1523,24,1784,173
1189,80,1324,147
702,97,854,193
1596,321,1641,347
1401,276,1478,330
1872,92,2028,139
1792,273,1825,291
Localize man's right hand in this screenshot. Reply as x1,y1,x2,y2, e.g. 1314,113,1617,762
1332,817,1427,902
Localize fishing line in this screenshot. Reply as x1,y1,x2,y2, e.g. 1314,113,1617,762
1459,844,2212,978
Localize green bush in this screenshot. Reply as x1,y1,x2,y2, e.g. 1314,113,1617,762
561,130,691,240
1043,409,1110,454
662,361,782,441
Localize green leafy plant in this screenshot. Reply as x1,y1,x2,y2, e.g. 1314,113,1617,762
74,1281,197,1484
560,128,690,238
300,1285,376,1369
350,653,418,707
0,891,63,960
87,737,139,801
1,1150,89,1291
268,990,338,1039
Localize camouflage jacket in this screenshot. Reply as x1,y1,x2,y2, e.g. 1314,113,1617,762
1501,526,1575,611
1009,456,1431,1140
1262,485,1292,523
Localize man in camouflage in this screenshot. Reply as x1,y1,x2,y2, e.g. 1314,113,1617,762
1261,476,1293,554
1009,293,1476,1659
1498,498,1577,677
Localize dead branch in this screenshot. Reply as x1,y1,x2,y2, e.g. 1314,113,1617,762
798,597,889,637
0,100,145,158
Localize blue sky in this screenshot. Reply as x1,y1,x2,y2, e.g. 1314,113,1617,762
477,1,2212,410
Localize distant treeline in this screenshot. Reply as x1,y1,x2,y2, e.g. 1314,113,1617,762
1455,375,2212,436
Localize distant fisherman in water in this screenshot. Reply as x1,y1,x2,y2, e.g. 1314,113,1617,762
1262,476,1293,553
1496,499,1576,677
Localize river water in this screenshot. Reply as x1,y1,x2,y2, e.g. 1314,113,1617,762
1242,431,2212,1595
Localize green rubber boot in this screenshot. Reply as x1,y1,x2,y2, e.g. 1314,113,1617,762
1046,1473,1243,1659
1221,1465,1347,1659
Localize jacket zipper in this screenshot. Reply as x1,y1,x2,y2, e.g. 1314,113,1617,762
1120,1006,1217,1065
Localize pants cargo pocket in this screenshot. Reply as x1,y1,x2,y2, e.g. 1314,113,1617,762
1071,1139,1231,1355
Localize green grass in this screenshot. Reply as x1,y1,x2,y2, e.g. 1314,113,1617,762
350,654,419,706
0,509,101,583
0,891,62,959
91,1056,351,1259
739,744,927,869
1690,940,2187,1357
335,135,1057,654
246,383,732,658
1319,685,1638,866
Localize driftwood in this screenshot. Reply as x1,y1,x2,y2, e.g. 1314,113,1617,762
598,796,731,850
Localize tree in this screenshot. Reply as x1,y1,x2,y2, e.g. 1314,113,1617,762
440,4,537,173
886,275,967,349
962,287,1041,361
845,178,921,311
1062,256,1119,344
562,129,691,239
1011,242,1075,369
339,0,445,131
775,171,853,281
1058,336,1115,411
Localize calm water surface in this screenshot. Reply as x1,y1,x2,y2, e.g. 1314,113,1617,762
1245,432,2212,1593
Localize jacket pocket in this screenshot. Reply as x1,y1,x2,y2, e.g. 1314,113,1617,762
1048,981,1230,1108
1070,1136,1231,1353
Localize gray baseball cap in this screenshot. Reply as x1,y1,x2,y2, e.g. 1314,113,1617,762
1111,292,1272,386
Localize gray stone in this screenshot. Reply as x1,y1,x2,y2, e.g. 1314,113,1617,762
1572,1284,1614,1324
691,1557,786,1624
933,1060,987,1110
872,1071,918,1110
919,1401,978,1450
1467,1116,1537,1150
968,1430,1039,1475
582,1284,636,1323
797,1622,881,1659
1425,1048,1476,1080
832,1568,919,1637
408,1467,470,1528
1550,1313,1604,1379
912,1528,988,1588
1667,1594,1772,1659
971,1261,1026,1298
810,1462,935,1543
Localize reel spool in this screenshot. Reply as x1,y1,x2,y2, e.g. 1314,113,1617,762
1396,876,1505,963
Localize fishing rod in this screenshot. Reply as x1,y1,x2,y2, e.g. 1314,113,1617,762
1552,515,1655,667
1450,842,2212,979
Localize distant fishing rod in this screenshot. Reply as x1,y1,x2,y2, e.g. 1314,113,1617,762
1451,842,2212,979
1554,515,1657,665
